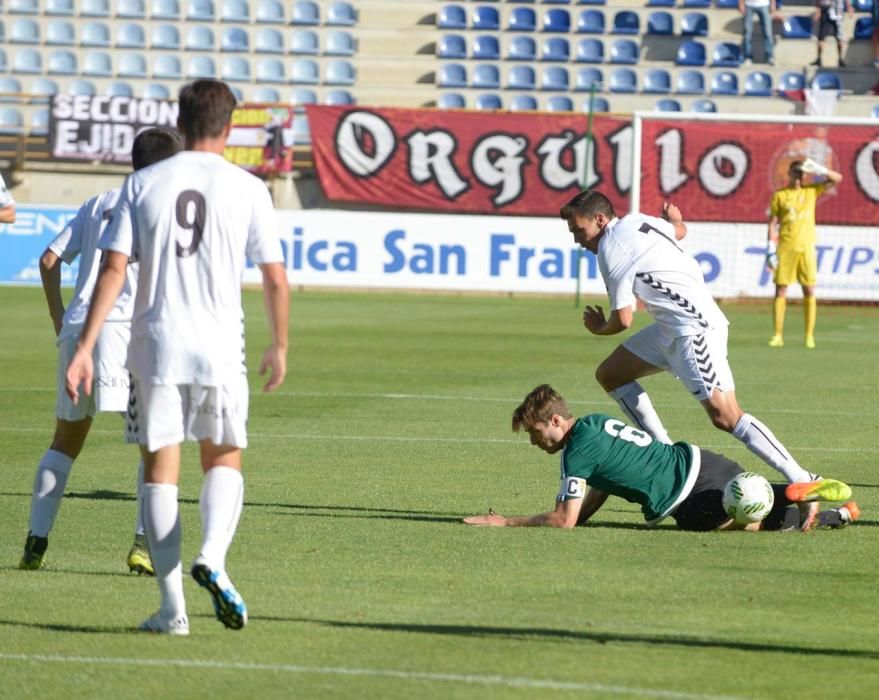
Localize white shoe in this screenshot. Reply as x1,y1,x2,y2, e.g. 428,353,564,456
139,610,190,636
191,556,248,630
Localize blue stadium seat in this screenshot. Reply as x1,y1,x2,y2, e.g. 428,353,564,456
325,89,354,105
507,65,536,90
854,17,873,39
577,9,605,34
547,95,574,112
711,70,739,95
575,38,604,63
117,0,146,18
541,65,569,90
292,114,311,144
292,0,319,25
222,56,251,81
152,0,180,19
46,0,75,15
578,0,608,5
744,71,772,96
186,55,216,79
222,27,249,52
81,0,110,14
186,26,214,51
46,20,75,45
647,11,673,35
474,94,503,110
325,31,355,56
508,7,536,31
107,81,134,97
509,94,538,111
10,19,40,44
30,78,59,98
0,50,7,74
81,22,111,47
291,29,319,55
472,5,500,30
612,10,640,35
47,50,77,75
290,87,317,103
655,98,682,112
142,83,171,99
575,67,603,91
257,58,285,82
583,95,610,112
187,0,214,20
852,0,873,11
681,12,708,36
437,92,466,109
610,38,639,64
682,0,711,7
676,40,706,66
437,34,466,59
691,98,717,112
711,42,741,67
68,79,97,95
152,24,181,49
811,72,842,90
252,86,280,102
31,108,50,135
255,0,284,23
544,8,571,32
325,59,355,85
779,71,806,92
473,35,501,60
327,1,356,26
543,37,571,61
676,69,706,94
473,64,500,89
116,23,146,48
222,0,249,22
0,77,23,97
0,108,25,134
609,67,637,93
643,68,672,93
255,28,284,53
290,57,319,84
118,52,147,77
647,0,675,7
715,0,738,7
153,54,182,78
782,16,812,39
13,48,42,74
83,51,113,76
507,36,537,61
438,4,466,29
544,0,572,4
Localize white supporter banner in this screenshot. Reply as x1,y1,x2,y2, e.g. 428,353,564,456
240,210,879,301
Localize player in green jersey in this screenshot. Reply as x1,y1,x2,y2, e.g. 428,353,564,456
464,385,858,532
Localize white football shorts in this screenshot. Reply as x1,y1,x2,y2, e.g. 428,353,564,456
56,323,131,421
126,374,250,452
622,323,735,401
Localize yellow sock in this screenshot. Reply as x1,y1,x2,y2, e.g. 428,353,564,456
804,296,816,339
773,297,786,337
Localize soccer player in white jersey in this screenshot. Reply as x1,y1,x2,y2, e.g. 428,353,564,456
559,190,835,530
18,128,183,571
0,172,17,223
66,79,289,636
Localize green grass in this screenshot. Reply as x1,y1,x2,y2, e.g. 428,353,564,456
1,286,877,699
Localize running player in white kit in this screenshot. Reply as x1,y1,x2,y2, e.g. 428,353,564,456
559,190,831,530
66,80,290,635
18,128,183,572
0,171,16,223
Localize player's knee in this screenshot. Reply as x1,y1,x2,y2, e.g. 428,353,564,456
594,364,615,392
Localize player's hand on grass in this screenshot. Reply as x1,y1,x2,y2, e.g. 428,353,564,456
463,509,507,527
65,348,93,404
259,344,287,392
582,305,606,334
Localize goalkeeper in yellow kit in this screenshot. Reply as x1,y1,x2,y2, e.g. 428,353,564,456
766,157,842,349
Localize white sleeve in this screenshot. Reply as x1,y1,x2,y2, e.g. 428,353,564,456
600,237,638,311
0,174,15,208
245,180,283,265
99,177,135,259
48,204,88,263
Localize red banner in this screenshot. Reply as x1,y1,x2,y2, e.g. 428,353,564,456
638,119,879,225
306,105,632,217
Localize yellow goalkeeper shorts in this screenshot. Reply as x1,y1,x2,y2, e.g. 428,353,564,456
774,246,817,287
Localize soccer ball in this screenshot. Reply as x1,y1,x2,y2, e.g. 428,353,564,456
722,472,775,524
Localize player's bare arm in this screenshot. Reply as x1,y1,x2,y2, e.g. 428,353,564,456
258,261,289,392
464,496,584,528
577,487,610,524
661,202,687,240
39,248,65,337
800,158,843,188
583,304,632,335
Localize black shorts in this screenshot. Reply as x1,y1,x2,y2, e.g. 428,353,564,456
671,449,743,532
817,10,842,41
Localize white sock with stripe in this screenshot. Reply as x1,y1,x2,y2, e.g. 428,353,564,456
732,413,812,483
607,382,672,444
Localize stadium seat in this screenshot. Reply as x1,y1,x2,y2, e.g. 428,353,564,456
255,0,284,24
583,96,610,112
507,65,536,90
290,87,317,104
107,81,134,97
142,83,171,98
681,12,708,36
472,64,500,89
81,0,110,14
546,96,574,112
711,42,742,67
152,24,181,49
10,19,40,44
30,78,59,98
438,4,466,29
852,0,873,11
291,0,319,25
612,10,640,35
186,26,215,51
30,108,50,135
643,68,672,94
0,77,23,97
325,89,354,105
325,59,355,85
647,11,673,36
257,58,285,82
327,1,356,26
579,0,608,5
811,72,842,90
508,7,537,31
252,86,280,102
437,34,466,59
473,35,501,60
187,0,214,20
871,104,879,119
682,0,711,7
472,5,500,30
186,55,216,79
437,92,466,109
118,52,147,77
0,107,25,134
509,94,538,111
46,20,75,45
715,0,738,8
744,71,773,96
222,56,250,81
782,16,813,39
12,48,42,74
47,50,77,75
541,66,569,91
854,17,873,39
9,0,39,8
655,98,682,112
610,38,639,64
508,36,537,61
575,67,603,91
779,71,806,92
117,0,146,18
228,86,244,101
0,50,7,74
710,70,739,95
292,114,311,144
116,24,146,48
83,50,113,76
68,79,97,95
290,58,319,84
647,0,675,7
577,9,605,34
255,28,283,53
46,0,75,15
325,31,355,56
152,0,180,19
81,22,111,47
575,38,604,63
474,93,503,110
542,37,571,62
676,40,706,66
676,69,706,94
544,8,571,32
609,67,637,93
691,98,717,112
221,28,249,52
222,0,249,22
153,54,182,78
291,30,319,55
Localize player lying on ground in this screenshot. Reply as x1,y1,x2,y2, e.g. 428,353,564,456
463,385,858,532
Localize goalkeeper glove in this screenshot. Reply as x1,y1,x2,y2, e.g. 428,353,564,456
765,244,778,271
800,158,829,177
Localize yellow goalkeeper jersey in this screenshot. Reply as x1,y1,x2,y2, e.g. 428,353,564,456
769,183,830,250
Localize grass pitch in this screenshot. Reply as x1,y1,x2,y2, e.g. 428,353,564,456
1,286,877,699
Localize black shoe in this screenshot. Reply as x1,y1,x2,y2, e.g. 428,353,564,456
810,57,822,67
838,59,846,68
18,533,48,570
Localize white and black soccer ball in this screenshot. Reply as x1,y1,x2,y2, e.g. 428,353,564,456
722,472,775,524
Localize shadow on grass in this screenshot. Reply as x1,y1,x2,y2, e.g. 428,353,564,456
0,619,134,634
276,617,879,660
0,565,143,578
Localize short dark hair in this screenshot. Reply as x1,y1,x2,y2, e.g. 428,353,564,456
512,384,572,432
789,160,805,175
177,79,237,144
559,190,616,222
131,127,183,171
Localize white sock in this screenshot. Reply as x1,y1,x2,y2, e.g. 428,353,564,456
607,382,672,444
142,483,186,618
29,449,74,538
198,466,244,572
134,458,146,537
732,413,812,483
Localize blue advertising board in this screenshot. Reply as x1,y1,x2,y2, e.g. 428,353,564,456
0,205,79,285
